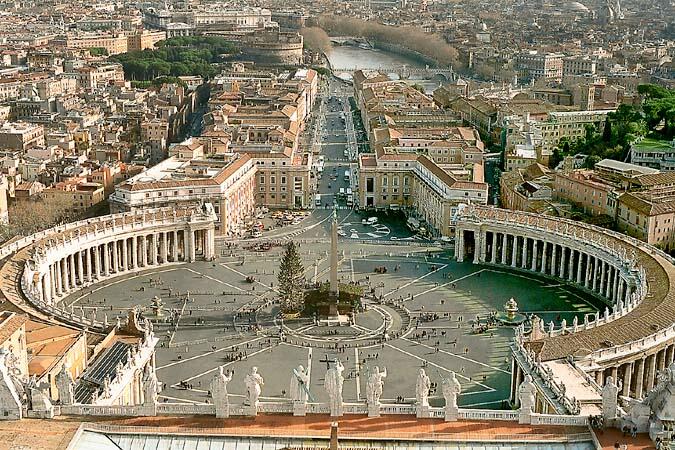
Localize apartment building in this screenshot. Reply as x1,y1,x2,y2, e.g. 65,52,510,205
207,67,317,210
515,52,564,82
500,163,554,213
562,56,597,76
109,155,256,237
630,138,675,171
0,122,45,151
76,63,125,89
553,170,617,217
43,178,105,215
126,30,166,52
52,33,129,55
359,150,488,237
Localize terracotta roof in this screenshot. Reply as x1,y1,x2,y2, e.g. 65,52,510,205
0,312,27,345
418,155,457,187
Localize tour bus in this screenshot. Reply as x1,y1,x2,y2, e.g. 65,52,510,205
346,188,353,207
315,194,322,207
339,187,345,197
344,170,350,182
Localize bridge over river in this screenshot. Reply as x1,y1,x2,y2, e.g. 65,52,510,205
331,65,456,81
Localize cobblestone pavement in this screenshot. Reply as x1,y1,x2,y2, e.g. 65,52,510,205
62,210,605,410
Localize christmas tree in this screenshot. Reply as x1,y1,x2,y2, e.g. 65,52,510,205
278,241,305,313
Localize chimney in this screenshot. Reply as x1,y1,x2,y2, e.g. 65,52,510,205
330,421,339,450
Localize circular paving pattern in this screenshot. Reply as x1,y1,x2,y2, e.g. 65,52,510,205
58,229,604,409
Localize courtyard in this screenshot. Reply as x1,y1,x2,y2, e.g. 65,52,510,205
61,209,605,411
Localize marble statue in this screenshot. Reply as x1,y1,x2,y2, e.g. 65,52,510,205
55,364,74,406
442,371,462,410
602,376,621,420
518,375,537,413
210,365,233,418
142,364,160,406
244,366,264,406
290,365,310,404
26,376,53,418
366,366,387,405
325,359,344,416
0,350,22,419
103,377,112,399
416,368,431,407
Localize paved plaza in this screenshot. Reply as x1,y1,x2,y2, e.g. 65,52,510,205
61,210,604,410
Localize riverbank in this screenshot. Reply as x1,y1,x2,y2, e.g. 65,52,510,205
371,41,439,68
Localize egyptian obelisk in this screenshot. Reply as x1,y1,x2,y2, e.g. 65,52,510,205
327,209,341,319
329,208,339,299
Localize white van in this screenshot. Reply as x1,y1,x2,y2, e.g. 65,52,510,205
315,194,322,206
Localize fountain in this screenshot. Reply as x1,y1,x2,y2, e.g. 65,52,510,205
495,297,526,325
149,296,165,318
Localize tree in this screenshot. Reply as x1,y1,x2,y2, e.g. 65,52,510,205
278,241,305,313
0,196,75,244
300,27,332,53
582,155,601,169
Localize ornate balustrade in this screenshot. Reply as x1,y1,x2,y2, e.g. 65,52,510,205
529,413,589,426
457,409,520,421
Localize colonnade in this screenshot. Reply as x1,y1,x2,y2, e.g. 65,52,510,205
593,344,675,400
456,229,633,306
34,227,215,305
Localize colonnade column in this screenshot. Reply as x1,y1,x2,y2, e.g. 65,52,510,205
491,233,497,263
43,269,52,303
500,234,507,264
121,238,128,271
613,271,621,303
531,240,538,271
93,245,100,279
479,231,487,263
568,249,575,282
69,255,76,289
666,345,675,367
112,240,119,273
172,231,179,261
520,237,527,270
560,246,567,279
646,354,657,392
576,252,583,284
623,362,633,397
511,236,518,268
539,242,547,274
77,251,84,285
551,244,558,277
132,236,138,269
62,257,70,293
54,260,62,296
141,236,148,267
455,230,464,262
103,242,110,276
635,358,645,398
188,230,196,262
161,232,168,263
585,256,592,290
600,260,606,294
86,248,93,282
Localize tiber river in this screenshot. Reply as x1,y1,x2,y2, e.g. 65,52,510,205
325,44,445,93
